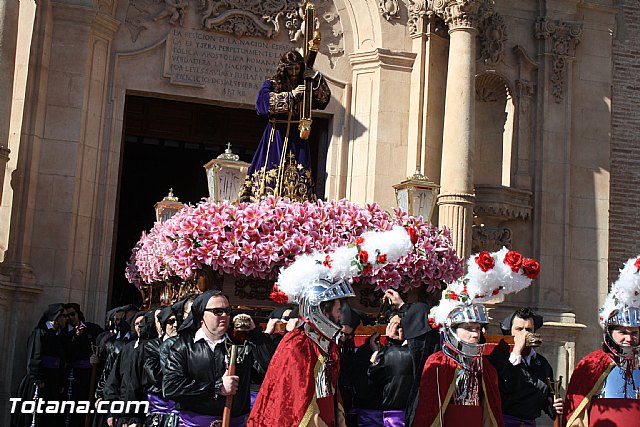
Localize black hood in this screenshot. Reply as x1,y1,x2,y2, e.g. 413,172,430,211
340,303,362,329
400,302,432,340
158,306,175,331
38,303,65,327
191,290,224,327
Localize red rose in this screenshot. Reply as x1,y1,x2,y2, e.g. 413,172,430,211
475,251,495,272
376,254,387,264
635,257,640,271
428,318,441,329
356,237,365,246
406,227,419,245
449,292,459,301
269,291,289,304
522,258,540,280
503,250,523,273
358,250,369,264
363,264,373,275
323,255,332,268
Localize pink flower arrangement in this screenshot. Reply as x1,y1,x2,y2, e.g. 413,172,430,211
126,196,464,292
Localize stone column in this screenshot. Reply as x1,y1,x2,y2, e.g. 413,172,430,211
435,0,488,258
0,0,19,201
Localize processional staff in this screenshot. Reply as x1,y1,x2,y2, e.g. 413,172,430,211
298,1,321,141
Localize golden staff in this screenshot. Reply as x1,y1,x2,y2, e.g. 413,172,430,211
299,1,320,140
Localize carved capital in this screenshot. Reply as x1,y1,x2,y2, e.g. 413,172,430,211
535,18,583,103
433,0,492,30
437,192,476,207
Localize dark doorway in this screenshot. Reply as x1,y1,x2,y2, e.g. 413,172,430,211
111,95,329,307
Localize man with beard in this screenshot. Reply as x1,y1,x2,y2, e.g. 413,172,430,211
61,303,103,427
238,49,331,203
163,290,274,426
12,303,68,427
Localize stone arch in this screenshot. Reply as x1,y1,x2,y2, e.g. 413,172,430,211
473,71,515,187
332,0,384,52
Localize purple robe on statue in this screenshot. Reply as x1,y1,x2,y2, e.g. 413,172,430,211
239,77,331,203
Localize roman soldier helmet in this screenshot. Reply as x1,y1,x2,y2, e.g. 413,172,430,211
430,247,540,370
274,226,415,342
599,256,640,359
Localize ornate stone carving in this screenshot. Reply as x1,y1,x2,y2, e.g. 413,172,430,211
432,0,493,30
515,79,534,99
474,184,532,221
379,0,400,21
198,0,300,38
472,225,512,253
477,10,506,65
535,18,583,103
154,0,188,27
408,1,432,35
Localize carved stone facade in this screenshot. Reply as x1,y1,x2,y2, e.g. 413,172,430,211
535,18,583,103
432,0,492,30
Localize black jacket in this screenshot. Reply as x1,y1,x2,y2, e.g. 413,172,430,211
104,339,147,424
369,342,414,410
488,342,556,421
163,330,274,416
143,337,163,395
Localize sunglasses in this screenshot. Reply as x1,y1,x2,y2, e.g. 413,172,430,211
166,318,177,325
204,307,232,316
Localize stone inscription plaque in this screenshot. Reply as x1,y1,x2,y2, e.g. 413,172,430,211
163,28,293,101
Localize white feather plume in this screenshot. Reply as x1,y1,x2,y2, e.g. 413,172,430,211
429,247,538,328
600,255,640,326
276,226,414,302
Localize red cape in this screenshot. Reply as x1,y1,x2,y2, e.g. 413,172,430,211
411,351,504,427
563,348,616,426
247,328,342,427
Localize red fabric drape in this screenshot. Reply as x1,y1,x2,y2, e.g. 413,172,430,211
411,351,504,427
247,329,340,427
563,348,616,426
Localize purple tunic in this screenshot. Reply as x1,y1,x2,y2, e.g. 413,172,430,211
239,77,330,203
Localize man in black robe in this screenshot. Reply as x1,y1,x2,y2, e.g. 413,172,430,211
488,307,563,427
61,303,103,427
104,311,154,427
144,305,179,427
93,306,136,427
163,290,275,426
12,303,68,427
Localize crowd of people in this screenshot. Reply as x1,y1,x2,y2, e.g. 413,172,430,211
10,246,640,427
12,285,639,427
